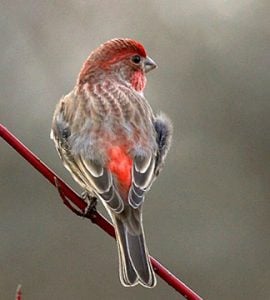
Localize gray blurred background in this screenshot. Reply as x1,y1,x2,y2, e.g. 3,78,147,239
1,1,269,299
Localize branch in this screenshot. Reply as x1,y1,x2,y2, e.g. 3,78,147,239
1,124,203,300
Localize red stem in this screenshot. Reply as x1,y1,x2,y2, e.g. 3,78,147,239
0,124,203,300
15,285,22,300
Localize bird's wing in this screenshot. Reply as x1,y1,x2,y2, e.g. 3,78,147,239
128,113,172,209
51,94,125,214
75,155,125,213
153,113,173,176
128,154,155,208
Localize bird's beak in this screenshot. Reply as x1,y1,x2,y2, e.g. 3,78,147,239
144,56,157,73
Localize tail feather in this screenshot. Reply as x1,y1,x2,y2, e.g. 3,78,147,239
112,212,156,288
115,218,138,286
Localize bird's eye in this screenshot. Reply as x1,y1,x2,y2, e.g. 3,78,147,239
131,55,141,64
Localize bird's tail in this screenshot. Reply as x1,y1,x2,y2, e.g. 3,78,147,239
111,209,156,288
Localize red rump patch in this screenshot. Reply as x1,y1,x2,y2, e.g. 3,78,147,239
107,146,132,192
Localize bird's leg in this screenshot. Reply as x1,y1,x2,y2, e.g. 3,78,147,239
81,190,98,217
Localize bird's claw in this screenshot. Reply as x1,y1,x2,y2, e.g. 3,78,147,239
81,191,98,218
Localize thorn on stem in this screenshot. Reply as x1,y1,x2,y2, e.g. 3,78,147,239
54,177,84,217
54,177,98,219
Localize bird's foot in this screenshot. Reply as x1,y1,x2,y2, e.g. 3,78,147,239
81,191,98,218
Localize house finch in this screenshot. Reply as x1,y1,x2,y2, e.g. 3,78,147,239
51,38,172,288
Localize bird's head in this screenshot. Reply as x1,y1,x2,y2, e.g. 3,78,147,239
78,38,157,92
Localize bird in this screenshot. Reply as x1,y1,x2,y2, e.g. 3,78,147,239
51,38,172,288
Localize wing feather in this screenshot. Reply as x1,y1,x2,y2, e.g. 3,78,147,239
128,114,172,209
51,108,124,213
128,155,155,208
